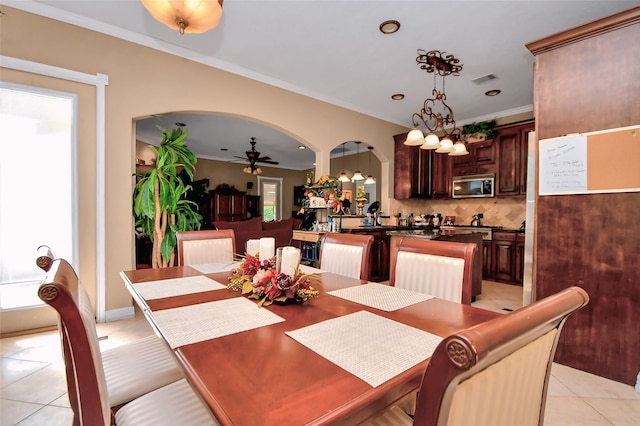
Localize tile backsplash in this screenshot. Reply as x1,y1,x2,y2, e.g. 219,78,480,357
390,197,526,229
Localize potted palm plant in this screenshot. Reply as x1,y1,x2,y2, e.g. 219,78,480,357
133,127,202,267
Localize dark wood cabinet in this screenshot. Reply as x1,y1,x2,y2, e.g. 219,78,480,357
393,133,430,199
211,191,247,222
341,228,390,282
246,195,261,219
452,139,496,177
496,121,534,196
515,234,525,284
482,240,493,279
492,231,517,283
430,149,452,198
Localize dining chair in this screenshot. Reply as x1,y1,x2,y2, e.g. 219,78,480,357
318,232,373,280
38,258,217,425
368,286,589,426
176,229,236,265
389,236,477,304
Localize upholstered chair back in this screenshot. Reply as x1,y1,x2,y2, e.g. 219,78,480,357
177,229,236,266
318,233,373,280
389,237,476,304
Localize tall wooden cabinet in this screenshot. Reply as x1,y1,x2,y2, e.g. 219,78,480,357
496,121,534,196
526,6,640,385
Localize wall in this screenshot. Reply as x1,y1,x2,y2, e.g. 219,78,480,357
390,197,526,229
0,6,407,333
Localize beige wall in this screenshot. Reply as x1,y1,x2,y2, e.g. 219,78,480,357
1,7,407,331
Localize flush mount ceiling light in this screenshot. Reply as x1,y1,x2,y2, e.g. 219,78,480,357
141,0,224,35
351,141,364,181
406,49,468,156
379,20,400,34
485,89,501,96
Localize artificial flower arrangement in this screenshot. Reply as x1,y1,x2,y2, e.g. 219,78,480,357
356,185,367,200
299,174,344,214
228,254,319,307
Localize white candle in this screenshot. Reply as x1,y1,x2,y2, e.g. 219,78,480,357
259,237,275,261
280,246,301,277
246,239,260,256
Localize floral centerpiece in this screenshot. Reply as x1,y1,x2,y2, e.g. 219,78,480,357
228,255,319,307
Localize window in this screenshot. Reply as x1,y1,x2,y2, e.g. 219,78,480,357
257,177,282,221
0,83,77,310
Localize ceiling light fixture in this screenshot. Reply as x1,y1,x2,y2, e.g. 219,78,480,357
141,0,224,35
379,20,400,34
485,89,501,96
364,146,376,184
338,142,350,182
391,93,405,100
351,141,364,181
406,49,468,156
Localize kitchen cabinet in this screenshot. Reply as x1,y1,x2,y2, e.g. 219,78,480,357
393,132,452,199
482,240,493,278
393,133,430,199
492,231,517,283
515,234,525,284
342,228,390,282
430,149,452,198
495,120,534,196
452,138,496,177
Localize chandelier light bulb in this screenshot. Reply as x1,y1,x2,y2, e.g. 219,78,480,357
421,132,441,150
405,128,426,146
338,172,350,182
449,141,470,156
436,137,454,153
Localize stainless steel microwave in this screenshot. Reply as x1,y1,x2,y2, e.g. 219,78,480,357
452,174,495,198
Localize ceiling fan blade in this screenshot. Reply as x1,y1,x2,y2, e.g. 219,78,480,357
258,159,279,165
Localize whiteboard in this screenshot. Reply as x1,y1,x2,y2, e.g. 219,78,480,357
539,125,640,196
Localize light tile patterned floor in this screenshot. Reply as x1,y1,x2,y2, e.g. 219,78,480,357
1,282,638,425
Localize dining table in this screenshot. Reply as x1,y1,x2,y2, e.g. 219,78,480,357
120,263,499,425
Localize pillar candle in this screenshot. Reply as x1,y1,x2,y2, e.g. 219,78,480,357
280,246,301,277
259,237,275,261
246,239,260,257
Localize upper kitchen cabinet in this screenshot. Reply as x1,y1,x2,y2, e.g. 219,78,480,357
430,149,452,199
451,138,496,177
393,133,430,199
495,120,535,196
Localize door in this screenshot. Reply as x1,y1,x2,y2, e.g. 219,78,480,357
258,177,282,221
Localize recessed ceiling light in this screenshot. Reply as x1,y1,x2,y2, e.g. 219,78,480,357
391,93,405,100
175,122,186,127
485,89,501,96
298,146,306,150
220,148,228,151
379,20,400,34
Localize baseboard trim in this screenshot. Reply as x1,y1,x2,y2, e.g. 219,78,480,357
104,306,135,322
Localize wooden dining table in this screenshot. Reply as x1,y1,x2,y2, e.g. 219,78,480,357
121,265,499,425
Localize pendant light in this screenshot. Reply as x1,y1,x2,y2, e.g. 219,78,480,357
338,142,350,182
364,146,376,184
351,141,364,181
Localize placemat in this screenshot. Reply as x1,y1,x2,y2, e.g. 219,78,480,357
133,275,226,300
191,262,241,274
151,297,285,348
327,283,434,311
285,310,442,387
299,264,325,274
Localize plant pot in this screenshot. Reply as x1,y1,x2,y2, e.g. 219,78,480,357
463,133,486,143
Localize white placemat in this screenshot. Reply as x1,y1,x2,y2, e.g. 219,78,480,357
285,310,442,387
327,283,434,311
151,297,285,348
133,275,226,300
191,262,241,274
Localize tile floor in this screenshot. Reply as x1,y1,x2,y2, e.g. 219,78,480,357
1,281,638,425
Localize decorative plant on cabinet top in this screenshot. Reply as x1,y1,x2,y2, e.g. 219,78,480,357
133,128,202,267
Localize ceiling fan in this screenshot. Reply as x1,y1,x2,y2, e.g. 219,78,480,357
236,137,279,174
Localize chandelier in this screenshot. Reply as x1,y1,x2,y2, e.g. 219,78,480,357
141,0,224,35
405,50,468,156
